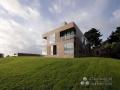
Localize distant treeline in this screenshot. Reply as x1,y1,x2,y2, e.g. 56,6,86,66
17,53,41,56
84,27,120,59
0,53,4,58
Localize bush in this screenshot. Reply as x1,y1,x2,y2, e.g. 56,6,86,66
111,42,120,58
100,42,120,58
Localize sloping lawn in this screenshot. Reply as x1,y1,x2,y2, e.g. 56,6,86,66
0,57,120,90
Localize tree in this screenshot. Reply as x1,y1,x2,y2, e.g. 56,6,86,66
111,42,120,58
101,27,120,58
84,28,102,47
107,27,120,43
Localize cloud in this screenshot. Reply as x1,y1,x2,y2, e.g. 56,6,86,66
111,9,120,24
0,0,26,18
0,17,53,54
50,0,118,40
48,0,76,14
49,3,62,13
0,0,120,55
0,0,41,21
0,0,54,55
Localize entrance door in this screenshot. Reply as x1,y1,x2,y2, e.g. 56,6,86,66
53,45,57,55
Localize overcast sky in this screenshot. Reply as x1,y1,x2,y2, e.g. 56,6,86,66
0,0,120,55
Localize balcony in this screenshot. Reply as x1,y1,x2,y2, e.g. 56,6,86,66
60,27,76,40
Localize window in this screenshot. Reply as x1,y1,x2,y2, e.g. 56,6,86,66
49,33,55,44
64,42,74,55
60,28,76,39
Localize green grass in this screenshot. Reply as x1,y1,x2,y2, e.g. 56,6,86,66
0,57,120,90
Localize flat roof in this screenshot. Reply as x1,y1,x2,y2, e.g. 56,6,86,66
42,22,76,38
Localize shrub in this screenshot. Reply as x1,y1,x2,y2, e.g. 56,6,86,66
111,42,120,58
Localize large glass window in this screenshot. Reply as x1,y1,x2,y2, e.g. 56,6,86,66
49,33,55,44
64,42,74,55
60,28,76,39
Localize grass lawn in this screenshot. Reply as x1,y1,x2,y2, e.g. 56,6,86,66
0,57,120,90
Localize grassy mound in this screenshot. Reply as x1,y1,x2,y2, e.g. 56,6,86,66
0,57,119,90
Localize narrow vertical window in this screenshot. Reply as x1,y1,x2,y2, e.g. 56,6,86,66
49,33,55,44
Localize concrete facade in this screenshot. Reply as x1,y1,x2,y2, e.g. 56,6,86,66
42,22,89,58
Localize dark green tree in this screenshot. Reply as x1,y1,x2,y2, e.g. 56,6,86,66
101,27,120,58
107,27,120,43
84,28,102,47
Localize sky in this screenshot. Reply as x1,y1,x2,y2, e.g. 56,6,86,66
0,0,120,55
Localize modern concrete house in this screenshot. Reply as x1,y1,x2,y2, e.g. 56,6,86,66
42,22,89,58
